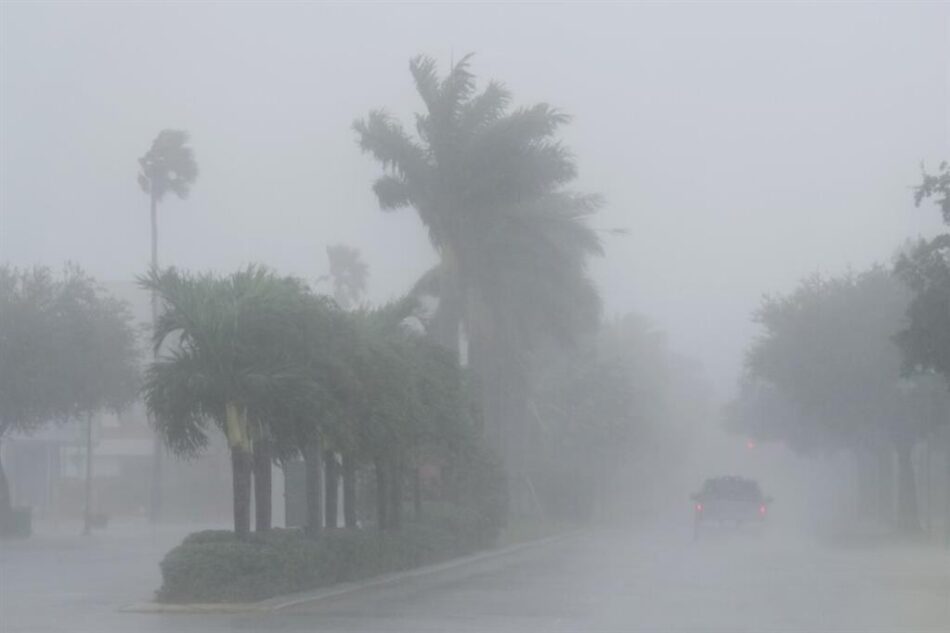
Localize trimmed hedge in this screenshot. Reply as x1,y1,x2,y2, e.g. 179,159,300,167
157,505,499,603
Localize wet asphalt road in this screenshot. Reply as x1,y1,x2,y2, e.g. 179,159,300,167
2,521,948,632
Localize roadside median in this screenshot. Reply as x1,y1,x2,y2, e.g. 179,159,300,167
120,529,578,615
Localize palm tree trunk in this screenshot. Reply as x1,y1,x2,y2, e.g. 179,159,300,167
944,436,950,548
303,438,323,536
413,463,423,522
231,447,252,539
855,448,876,519
83,413,94,536
494,351,529,517
433,250,462,357
0,435,12,535
224,403,253,537
253,438,272,532
877,447,892,524
389,453,402,530
374,456,388,530
342,453,357,528
148,192,164,525
896,440,921,535
443,443,459,505
324,450,339,528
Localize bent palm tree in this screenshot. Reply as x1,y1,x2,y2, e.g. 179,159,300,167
354,56,603,506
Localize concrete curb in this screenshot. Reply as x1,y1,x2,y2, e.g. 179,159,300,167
120,530,580,615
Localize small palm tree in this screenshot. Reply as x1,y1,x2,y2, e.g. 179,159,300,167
138,129,198,523
140,266,311,538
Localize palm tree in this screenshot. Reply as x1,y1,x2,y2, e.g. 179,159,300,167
332,296,422,530
272,292,352,535
354,55,603,508
138,129,198,523
320,244,368,526
140,266,312,538
325,244,368,310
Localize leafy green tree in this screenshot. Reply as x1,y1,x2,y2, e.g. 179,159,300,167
735,267,936,533
894,161,950,542
138,129,198,523
913,162,950,221
141,266,315,538
0,265,139,534
354,55,602,507
895,161,950,376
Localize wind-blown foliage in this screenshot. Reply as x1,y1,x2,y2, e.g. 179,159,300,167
894,236,950,379
141,266,319,537
138,130,199,202
141,264,498,535
892,164,950,538
913,161,950,223
896,162,950,379
354,55,603,507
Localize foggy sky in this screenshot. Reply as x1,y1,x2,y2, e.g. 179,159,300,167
1,2,948,398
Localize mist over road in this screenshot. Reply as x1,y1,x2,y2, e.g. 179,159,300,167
276,527,949,633
3,523,947,632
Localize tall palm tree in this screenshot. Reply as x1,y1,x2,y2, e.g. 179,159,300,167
354,56,603,507
138,129,199,277
138,129,198,523
140,266,311,538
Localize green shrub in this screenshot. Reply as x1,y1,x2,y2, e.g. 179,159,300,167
157,506,497,604
179,529,236,546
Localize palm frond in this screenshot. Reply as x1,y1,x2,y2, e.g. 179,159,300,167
459,80,512,135
353,111,429,184
372,175,414,210
438,53,477,121
142,349,213,458
409,55,441,113
138,129,198,202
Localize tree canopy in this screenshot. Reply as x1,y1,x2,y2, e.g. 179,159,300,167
730,266,947,533
0,265,139,437
138,130,199,202
732,267,935,452
0,264,140,531
354,55,603,508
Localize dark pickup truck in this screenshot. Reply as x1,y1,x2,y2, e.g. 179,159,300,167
691,476,772,538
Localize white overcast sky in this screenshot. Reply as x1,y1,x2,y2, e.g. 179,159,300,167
1,1,948,398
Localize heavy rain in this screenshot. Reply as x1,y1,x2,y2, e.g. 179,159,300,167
0,2,948,632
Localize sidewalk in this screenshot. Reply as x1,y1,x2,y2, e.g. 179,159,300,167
0,519,223,632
